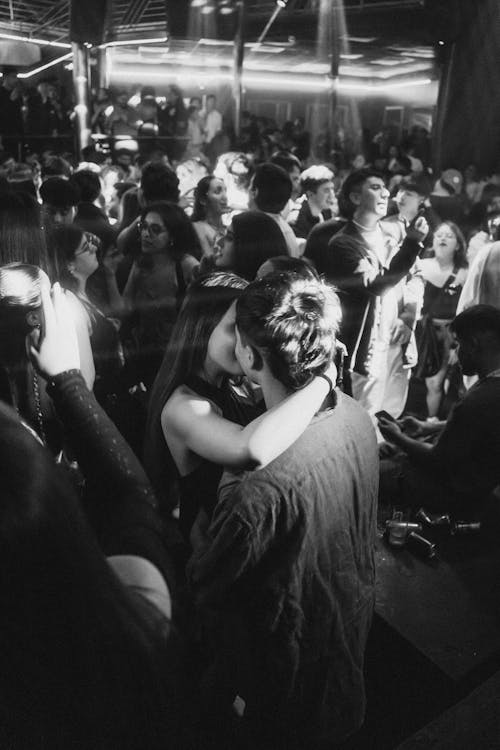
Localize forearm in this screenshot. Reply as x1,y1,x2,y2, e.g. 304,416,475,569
242,375,331,467
369,237,422,295
393,431,435,466
48,370,158,509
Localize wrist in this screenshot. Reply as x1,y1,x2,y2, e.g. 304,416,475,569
45,369,82,390
315,372,334,395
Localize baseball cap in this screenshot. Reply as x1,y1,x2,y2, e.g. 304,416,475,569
440,168,463,195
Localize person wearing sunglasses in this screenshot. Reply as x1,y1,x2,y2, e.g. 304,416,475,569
123,201,200,388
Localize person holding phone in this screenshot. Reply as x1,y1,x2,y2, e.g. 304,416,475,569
377,305,500,511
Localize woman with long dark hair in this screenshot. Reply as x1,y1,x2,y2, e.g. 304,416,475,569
48,224,130,415
123,200,200,387
144,271,335,541
191,175,228,257
0,189,48,268
0,281,187,750
212,210,288,281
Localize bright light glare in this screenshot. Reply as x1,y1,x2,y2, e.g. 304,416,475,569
338,77,432,92
18,53,73,79
0,32,71,48
101,37,168,48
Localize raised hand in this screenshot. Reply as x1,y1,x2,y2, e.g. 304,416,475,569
30,281,80,379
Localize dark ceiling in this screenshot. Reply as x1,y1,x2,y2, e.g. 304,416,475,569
0,0,432,46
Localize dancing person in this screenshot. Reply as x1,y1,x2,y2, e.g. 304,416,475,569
122,201,199,387
291,165,337,240
144,272,336,541
191,175,228,258
318,168,428,421
40,177,80,228
212,210,288,281
418,221,468,417
189,273,378,750
249,162,300,257
0,279,189,750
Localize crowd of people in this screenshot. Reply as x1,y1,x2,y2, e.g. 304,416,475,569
1,70,500,750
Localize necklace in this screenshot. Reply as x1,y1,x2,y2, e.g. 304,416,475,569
206,218,222,233
6,365,47,445
32,369,47,445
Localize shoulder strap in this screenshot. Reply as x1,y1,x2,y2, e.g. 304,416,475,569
175,257,187,297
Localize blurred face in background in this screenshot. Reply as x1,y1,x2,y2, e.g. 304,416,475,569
205,178,227,216
213,224,235,269
139,211,170,255
309,180,336,213
42,203,75,227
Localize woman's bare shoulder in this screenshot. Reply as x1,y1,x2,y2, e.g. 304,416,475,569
162,384,222,430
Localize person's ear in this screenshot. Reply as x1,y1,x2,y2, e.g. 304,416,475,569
238,334,263,373
26,310,41,329
349,189,361,207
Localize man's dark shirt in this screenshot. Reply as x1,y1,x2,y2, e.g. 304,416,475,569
292,200,334,239
303,216,346,269
430,376,500,504
192,391,379,747
323,222,421,375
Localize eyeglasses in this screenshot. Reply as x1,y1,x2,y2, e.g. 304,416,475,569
138,220,167,237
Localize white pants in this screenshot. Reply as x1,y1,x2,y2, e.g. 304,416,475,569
351,344,410,438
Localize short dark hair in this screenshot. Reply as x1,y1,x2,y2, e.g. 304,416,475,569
231,211,289,281
71,170,101,203
141,162,179,203
257,255,319,281
339,168,385,218
41,156,72,180
236,273,341,391
398,174,431,198
40,177,80,208
451,304,500,342
252,163,292,213
270,151,301,175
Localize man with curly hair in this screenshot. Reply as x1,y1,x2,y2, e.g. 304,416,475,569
189,273,378,750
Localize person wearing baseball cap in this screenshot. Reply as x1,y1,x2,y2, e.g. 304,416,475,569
430,167,467,227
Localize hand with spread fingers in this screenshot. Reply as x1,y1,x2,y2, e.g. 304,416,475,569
30,281,80,379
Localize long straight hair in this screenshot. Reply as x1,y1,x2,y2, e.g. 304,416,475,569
0,190,48,270
0,402,185,750
46,223,85,293
143,272,248,510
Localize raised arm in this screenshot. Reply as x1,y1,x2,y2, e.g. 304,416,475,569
164,366,336,471
328,219,427,298
31,282,157,511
